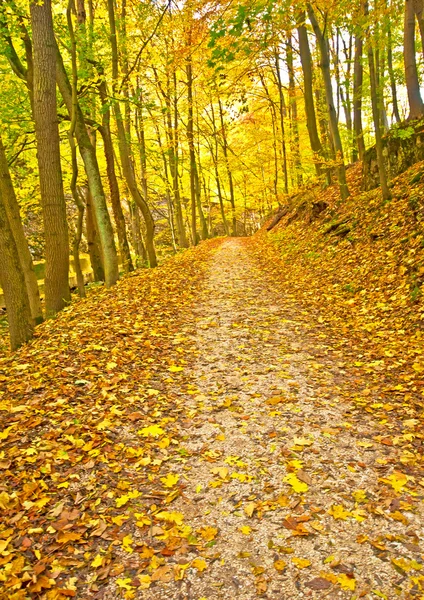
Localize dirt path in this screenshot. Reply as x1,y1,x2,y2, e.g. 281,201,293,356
1,238,423,600
148,239,424,600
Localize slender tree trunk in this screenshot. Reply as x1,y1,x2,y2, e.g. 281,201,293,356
0,134,43,323
218,96,237,235
31,0,70,315
55,48,119,287
307,4,350,200
297,12,326,177
96,77,133,273
387,24,401,123
210,102,230,235
258,72,279,203
286,35,303,186
85,188,105,281
367,22,391,199
107,0,157,267
405,0,424,119
274,50,289,193
0,189,33,350
353,20,365,161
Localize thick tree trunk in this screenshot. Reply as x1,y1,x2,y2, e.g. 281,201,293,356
404,0,424,119
413,0,424,54
55,48,119,287
31,0,70,315
297,13,326,177
0,134,43,323
0,190,33,350
307,4,350,200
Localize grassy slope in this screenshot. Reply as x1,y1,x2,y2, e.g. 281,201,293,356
257,160,424,408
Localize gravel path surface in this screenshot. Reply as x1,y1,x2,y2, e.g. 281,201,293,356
142,239,424,599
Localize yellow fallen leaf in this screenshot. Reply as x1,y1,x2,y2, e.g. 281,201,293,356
381,472,409,493
112,515,130,526
160,473,180,488
169,365,183,372
91,554,103,568
122,534,133,553
116,578,133,591
292,557,311,569
192,558,208,572
283,473,308,494
239,525,252,535
292,437,314,447
328,504,351,520
198,526,218,541
274,560,287,572
244,502,256,517
155,511,184,525
139,424,165,437
337,573,356,590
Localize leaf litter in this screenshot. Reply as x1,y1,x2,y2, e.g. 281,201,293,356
0,236,423,599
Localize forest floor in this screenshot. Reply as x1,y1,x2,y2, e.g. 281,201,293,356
1,237,424,600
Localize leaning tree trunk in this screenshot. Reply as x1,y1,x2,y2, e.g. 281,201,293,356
31,0,70,315
0,134,43,323
404,0,424,119
0,187,33,350
307,4,350,200
55,47,119,287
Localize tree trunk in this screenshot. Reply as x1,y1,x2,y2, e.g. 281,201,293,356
297,12,326,177
274,50,289,193
97,77,133,273
85,188,105,281
405,0,424,119
307,4,350,200
55,47,119,287
0,134,43,323
107,0,157,267
0,189,34,350
367,14,391,200
353,22,366,161
218,96,237,235
286,35,303,186
413,0,424,54
387,23,401,123
31,0,70,315
210,102,230,235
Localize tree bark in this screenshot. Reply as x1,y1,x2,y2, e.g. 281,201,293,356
307,4,350,200
367,26,391,200
297,12,326,177
218,96,237,235
31,0,70,315
0,188,34,350
55,47,119,287
404,0,424,119
387,23,401,123
286,35,303,187
0,134,43,323
353,22,366,161
107,0,157,267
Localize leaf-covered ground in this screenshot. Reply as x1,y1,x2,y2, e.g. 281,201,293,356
1,234,424,600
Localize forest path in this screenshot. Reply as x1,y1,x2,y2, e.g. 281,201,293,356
1,238,423,600
146,239,424,600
